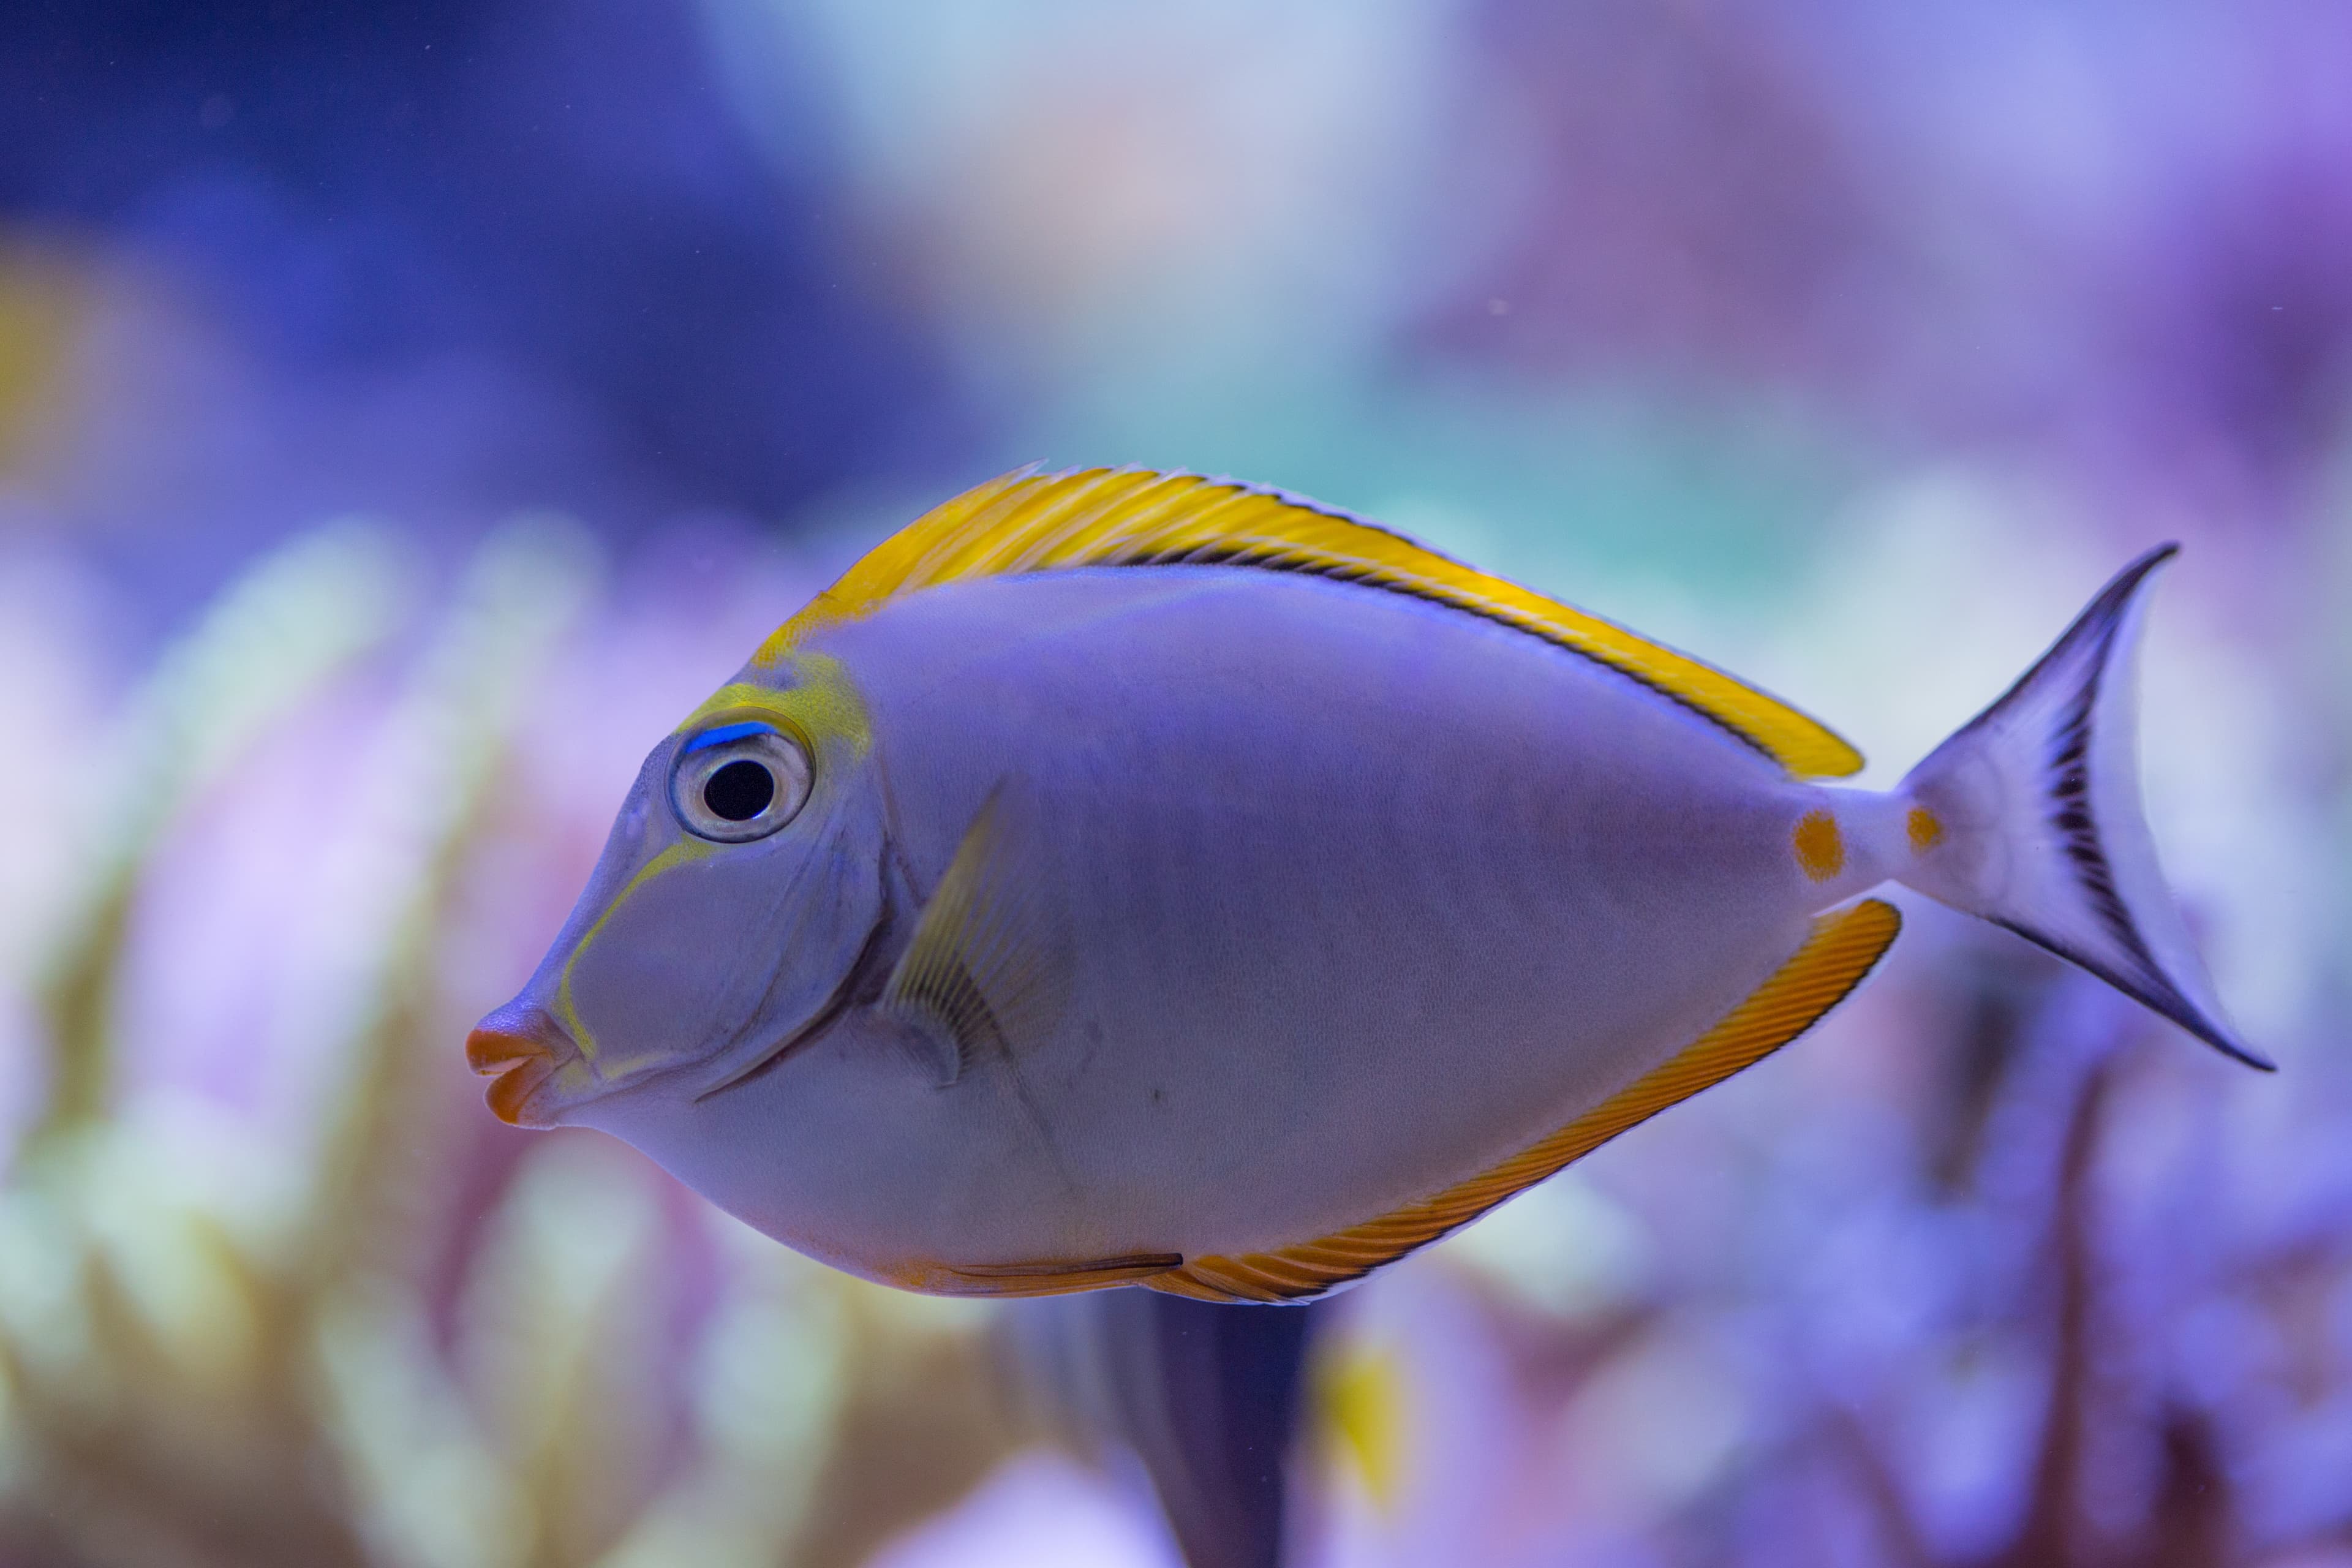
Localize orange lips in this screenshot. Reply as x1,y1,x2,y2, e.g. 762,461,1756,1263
465,1007,574,1125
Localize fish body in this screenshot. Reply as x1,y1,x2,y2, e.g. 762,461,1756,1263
470,469,2264,1302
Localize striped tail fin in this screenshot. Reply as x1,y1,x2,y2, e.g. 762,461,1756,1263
1894,545,2270,1070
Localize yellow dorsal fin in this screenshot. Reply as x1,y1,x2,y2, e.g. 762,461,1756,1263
757,467,1863,778
1144,899,1902,1304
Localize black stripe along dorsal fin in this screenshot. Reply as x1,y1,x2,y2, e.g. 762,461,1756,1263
755,467,1863,778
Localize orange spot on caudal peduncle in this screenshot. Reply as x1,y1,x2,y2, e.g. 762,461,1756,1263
1793,809,1844,882
1906,805,1943,853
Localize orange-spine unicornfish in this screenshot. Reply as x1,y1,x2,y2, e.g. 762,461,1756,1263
468,468,2266,1303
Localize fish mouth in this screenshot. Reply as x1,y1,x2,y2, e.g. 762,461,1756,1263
466,1006,582,1128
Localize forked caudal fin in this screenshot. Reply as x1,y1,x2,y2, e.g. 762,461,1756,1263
1896,545,2271,1070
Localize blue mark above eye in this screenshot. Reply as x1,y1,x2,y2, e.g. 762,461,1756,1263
682,720,776,755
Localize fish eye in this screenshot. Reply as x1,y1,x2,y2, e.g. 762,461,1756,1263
669,721,812,842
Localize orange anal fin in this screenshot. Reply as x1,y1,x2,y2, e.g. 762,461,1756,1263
1147,898,1904,1305
924,1252,1186,1298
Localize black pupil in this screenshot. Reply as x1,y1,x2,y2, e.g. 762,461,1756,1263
703,758,775,822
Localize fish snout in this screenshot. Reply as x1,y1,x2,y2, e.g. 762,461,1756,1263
466,1004,582,1128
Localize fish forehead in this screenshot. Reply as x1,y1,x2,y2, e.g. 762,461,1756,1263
680,650,873,758
555,649,861,937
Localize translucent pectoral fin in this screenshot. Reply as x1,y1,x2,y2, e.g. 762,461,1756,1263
880,783,1072,1087
1150,899,1904,1304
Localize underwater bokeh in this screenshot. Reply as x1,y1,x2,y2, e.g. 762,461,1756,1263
3,2,2349,1564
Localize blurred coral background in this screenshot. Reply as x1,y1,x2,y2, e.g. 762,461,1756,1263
2,2,2348,1565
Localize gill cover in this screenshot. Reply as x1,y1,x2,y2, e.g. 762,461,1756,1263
526,658,889,1110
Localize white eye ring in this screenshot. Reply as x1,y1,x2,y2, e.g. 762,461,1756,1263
669,722,812,842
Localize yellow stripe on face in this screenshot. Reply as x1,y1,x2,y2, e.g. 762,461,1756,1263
1793,809,1845,881
554,837,714,1066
